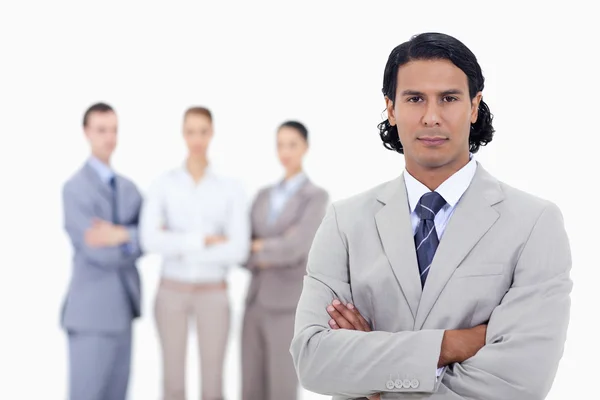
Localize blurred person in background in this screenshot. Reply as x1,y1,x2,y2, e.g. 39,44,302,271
61,102,143,400
241,121,329,400
139,106,250,400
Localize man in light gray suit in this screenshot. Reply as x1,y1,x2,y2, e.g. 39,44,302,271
290,33,572,400
61,102,143,400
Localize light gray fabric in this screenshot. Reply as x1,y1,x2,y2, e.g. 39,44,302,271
290,163,572,400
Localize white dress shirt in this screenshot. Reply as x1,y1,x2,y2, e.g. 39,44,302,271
140,165,250,283
403,155,477,378
268,171,307,224
404,157,477,240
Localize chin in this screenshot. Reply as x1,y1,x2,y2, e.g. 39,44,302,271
413,152,453,169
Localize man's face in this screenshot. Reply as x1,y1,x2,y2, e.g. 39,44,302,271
84,111,118,163
386,59,481,172
183,113,213,157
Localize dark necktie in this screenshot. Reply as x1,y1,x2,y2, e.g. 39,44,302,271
109,176,118,224
414,192,447,288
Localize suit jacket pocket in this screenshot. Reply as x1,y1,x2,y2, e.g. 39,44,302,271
453,262,504,278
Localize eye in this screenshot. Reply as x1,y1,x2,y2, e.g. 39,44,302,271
443,96,458,102
407,97,422,103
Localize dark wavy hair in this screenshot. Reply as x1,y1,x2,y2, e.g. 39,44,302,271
378,32,494,154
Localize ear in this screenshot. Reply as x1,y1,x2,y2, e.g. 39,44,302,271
385,96,396,126
471,92,483,124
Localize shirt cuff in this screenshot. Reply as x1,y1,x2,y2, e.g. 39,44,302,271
120,227,139,255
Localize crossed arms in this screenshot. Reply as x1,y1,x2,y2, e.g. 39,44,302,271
290,203,572,399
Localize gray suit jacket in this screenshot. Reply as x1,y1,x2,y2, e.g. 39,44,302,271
61,163,143,333
290,164,572,399
245,179,329,311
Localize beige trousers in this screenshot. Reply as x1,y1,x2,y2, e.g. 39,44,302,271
154,279,230,400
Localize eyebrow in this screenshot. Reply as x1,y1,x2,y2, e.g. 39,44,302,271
400,89,465,96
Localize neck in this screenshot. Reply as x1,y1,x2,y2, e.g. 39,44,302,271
285,167,303,180
186,156,208,181
92,153,110,166
406,154,470,191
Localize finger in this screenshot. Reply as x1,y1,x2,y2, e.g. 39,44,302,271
328,319,340,329
326,305,354,329
347,303,372,332
332,300,364,331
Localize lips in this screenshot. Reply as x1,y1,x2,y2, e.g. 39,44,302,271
418,137,447,146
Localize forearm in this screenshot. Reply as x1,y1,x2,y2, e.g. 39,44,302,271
253,235,307,266
440,272,571,400
291,278,443,397
140,228,204,256
292,325,444,397
184,237,250,265
79,245,134,269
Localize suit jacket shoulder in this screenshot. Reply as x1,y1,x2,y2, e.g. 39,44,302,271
303,181,329,200
331,178,399,233
495,179,562,230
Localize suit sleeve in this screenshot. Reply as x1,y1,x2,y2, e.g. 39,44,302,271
63,184,137,269
384,202,572,400
252,189,329,267
120,187,143,258
290,203,445,398
243,191,264,272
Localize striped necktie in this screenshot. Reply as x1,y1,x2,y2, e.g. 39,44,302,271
109,176,118,224
414,192,447,288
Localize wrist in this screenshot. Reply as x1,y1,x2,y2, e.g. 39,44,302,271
439,330,456,367
115,225,129,245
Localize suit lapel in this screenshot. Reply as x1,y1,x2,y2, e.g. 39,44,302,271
271,180,311,233
253,189,271,237
375,176,422,319
414,164,504,329
82,163,113,218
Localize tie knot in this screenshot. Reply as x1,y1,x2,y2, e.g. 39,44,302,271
416,192,446,220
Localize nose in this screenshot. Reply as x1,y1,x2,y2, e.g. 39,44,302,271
421,102,441,127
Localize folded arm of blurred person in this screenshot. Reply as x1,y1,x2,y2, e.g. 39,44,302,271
63,181,141,271
139,171,250,267
248,188,329,270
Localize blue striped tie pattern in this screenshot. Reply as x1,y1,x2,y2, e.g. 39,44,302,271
109,176,118,224
414,192,447,288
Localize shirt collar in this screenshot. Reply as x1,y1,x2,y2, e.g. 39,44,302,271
87,156,115,185
179,162,215,181
277,171,307,193
403,155,477,212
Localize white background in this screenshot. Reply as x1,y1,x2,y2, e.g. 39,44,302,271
0,1,598,399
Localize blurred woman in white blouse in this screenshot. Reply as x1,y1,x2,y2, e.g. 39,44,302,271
140,106,250,400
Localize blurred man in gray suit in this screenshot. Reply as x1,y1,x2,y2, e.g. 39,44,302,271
61,102,143,400
290,33,572,399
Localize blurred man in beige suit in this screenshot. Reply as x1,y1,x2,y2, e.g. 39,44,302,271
290,33,572,400
242,121,329,400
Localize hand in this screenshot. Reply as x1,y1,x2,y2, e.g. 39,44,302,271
85,219,129,247
251,239,264,253
205,235,228,246
326,299,371,332
439,324,487,367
